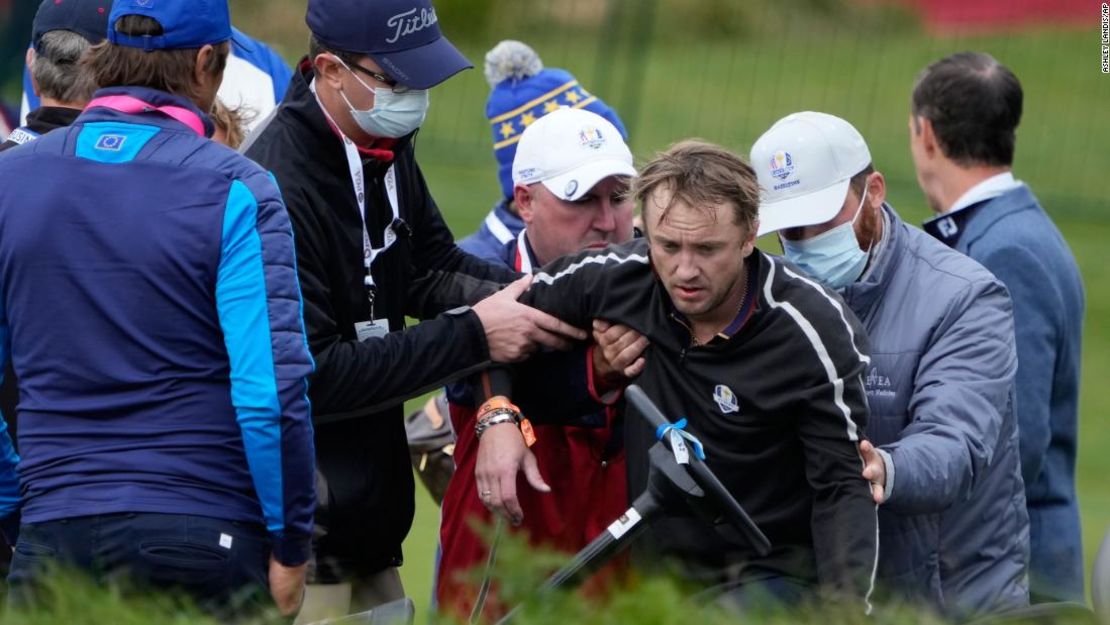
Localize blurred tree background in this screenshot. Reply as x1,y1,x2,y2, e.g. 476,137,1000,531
222,0,1105,223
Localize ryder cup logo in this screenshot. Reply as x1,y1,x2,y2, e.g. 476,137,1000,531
713,384,739,414
770,150,795,181
770,150,802,191
579,126,606,150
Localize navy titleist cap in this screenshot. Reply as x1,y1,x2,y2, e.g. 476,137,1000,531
306,0,472,90
32,0,113,52
107,0,232,51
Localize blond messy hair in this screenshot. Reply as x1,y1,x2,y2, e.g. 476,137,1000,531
634,139,760,234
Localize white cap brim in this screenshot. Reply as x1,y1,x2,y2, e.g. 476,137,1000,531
541,158,638,202
757,178,851,236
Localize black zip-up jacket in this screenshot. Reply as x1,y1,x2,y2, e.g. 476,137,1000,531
517,239,878,608
0,106,80,153
243,60,513,575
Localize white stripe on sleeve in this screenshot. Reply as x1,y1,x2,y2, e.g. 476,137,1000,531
761,255,861,442
485,212,515,244
778,260,871,366
532,251,648,286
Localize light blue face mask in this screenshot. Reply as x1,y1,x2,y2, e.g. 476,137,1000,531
781,189,870,290
334,57,429,139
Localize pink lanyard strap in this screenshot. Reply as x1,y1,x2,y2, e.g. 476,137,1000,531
84,95,206,137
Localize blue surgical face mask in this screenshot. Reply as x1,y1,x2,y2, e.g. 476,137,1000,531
781,189,870,290
334,57,429,139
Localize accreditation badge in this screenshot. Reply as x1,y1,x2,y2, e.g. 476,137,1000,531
354,319,392,341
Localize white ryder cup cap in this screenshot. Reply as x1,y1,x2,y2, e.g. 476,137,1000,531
512,107,636,202
750,111,871,236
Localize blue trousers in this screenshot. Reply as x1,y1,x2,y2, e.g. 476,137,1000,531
7,512,272,619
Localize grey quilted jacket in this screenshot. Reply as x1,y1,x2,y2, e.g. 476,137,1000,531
840,205,1030,617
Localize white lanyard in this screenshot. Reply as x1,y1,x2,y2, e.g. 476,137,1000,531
342,137,399,292
310,80,400,299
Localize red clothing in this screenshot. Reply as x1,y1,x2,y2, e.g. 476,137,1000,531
436,392,628,619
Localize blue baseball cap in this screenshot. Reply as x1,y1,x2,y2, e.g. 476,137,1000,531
107,0,232,51
306,0,472,90
32,0,113,52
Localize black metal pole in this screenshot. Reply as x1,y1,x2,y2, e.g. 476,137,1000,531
541,492,659,592
625,385,771,557
494,491,660,625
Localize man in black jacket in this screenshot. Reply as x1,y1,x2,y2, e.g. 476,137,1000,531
242,0,585,618
475,141,878,612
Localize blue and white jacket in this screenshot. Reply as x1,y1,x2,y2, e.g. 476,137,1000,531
926,184,1086,603
456,200,525,263
0,86,316,565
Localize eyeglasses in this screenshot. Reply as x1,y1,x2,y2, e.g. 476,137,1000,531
347,61,412,94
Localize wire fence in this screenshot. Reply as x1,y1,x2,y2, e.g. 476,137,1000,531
4,0,1102,222
385,0,1108,224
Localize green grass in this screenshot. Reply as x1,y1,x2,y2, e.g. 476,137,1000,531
0,569,220,625
396,24,1110,625
1061,216,1110,574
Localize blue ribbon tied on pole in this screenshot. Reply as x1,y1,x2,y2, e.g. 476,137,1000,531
655,418,706,465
